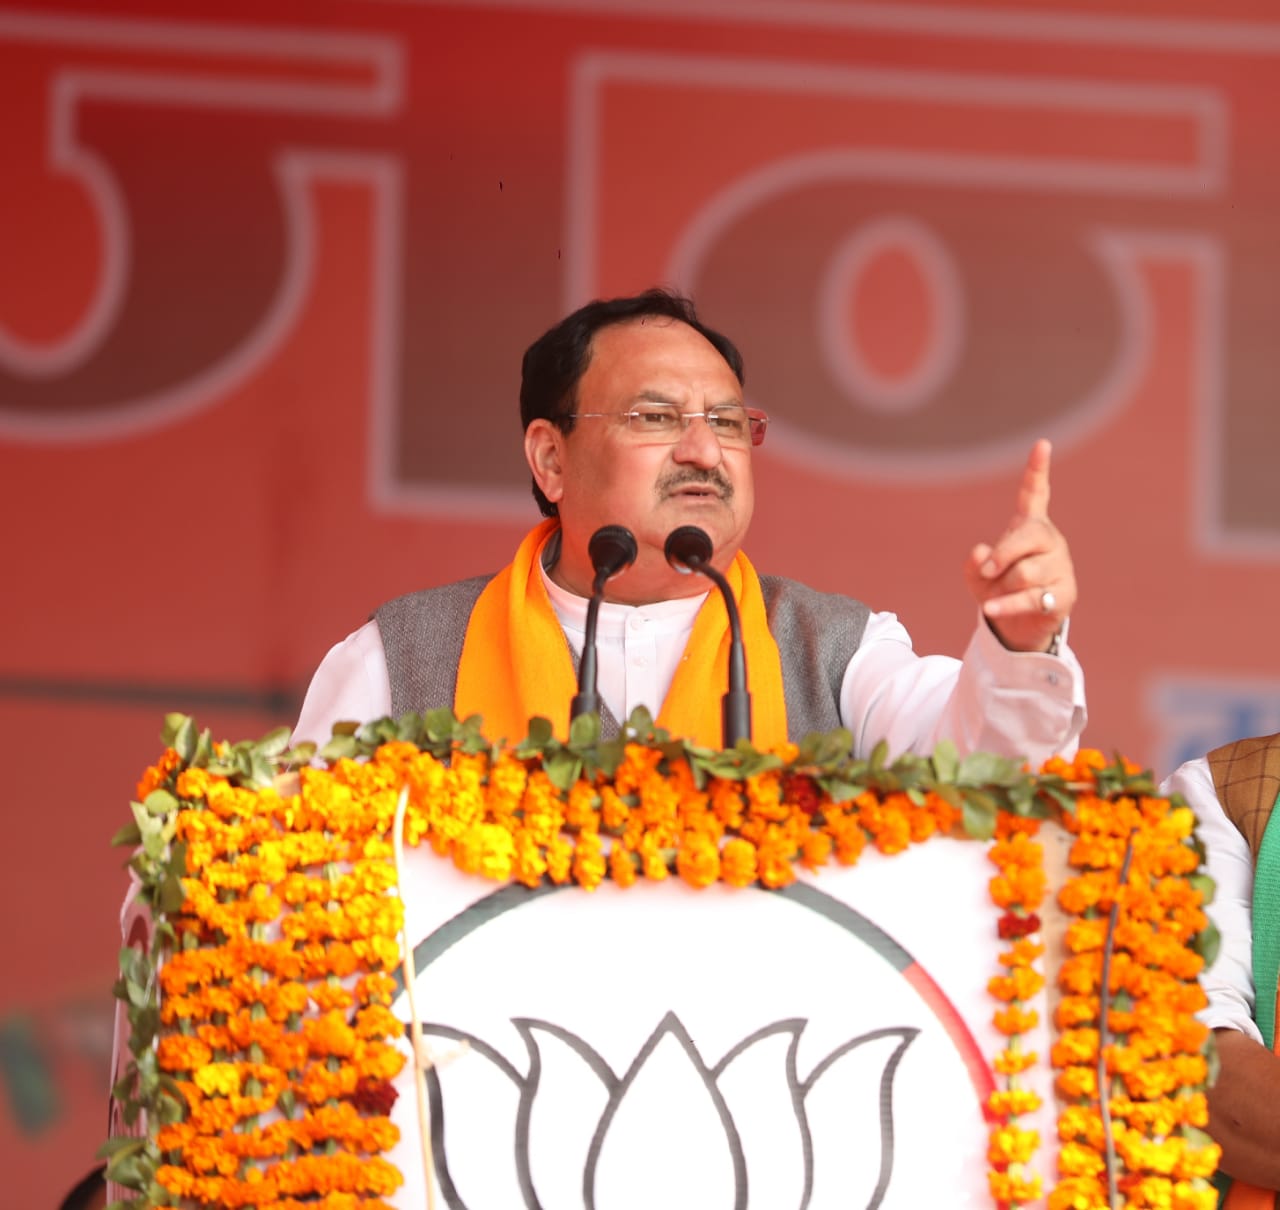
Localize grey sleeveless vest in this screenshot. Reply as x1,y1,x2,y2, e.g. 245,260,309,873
374,574,870,743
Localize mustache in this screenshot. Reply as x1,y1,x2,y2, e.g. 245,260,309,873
656,467,734,502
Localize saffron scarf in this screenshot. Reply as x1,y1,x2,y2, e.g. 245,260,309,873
454,519,788,749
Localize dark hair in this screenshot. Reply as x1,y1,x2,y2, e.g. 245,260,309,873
519,287,745,517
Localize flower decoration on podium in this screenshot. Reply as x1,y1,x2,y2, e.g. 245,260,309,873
101,708,1222,1209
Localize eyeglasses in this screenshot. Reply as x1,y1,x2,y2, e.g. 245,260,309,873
573,402,768,448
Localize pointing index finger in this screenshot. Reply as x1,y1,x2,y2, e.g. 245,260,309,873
1016,438,1052,520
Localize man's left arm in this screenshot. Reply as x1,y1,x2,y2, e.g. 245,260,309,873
840,609,1084,765
841,439,1085,766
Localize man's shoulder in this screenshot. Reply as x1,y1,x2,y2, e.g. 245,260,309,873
1206,731,1280,862
757,573,870,616
1208,730,1280,766
372,574,496,625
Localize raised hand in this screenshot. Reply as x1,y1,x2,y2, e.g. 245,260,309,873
963,439,1076,653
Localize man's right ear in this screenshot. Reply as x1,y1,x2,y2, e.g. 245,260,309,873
524,420,565,506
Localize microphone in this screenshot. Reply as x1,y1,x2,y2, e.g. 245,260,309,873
570,525,638,726
663,525,751,747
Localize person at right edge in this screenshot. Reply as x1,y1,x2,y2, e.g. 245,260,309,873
1163,735,1280,1208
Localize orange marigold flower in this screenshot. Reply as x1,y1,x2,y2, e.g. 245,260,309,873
609,845,638,888
720,837,758,887
993,1047,1039,1075
1056,1064,1099,1100
676,833,721,889
993,1005,1039,1035
757,838,797,889
988,965,1045,1003
799,831,832,872
137,747,183,800
303,1011,356,1058
987,1170,1043,1203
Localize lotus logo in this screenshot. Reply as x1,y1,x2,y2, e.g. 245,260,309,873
418,1011,919,1209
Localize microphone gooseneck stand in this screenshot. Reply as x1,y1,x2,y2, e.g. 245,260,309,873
570,525,639,726
663,524,752,746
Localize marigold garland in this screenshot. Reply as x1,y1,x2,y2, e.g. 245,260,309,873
103,710,1222,1209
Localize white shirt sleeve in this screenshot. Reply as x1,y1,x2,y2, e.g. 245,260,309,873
840,610,1086,766
1159,757,1260,1041
291,621,393,747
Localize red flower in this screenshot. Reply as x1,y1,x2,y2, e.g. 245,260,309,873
352,1076,399,1116
781,773,822,816
998,912,1041,940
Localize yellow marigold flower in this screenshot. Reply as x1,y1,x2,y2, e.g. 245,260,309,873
572,831,607,891
489,751,528,803
1047,1174,1108,1210
510,829,547,888
987,1087,1042,1117
988,1124,1038,1165
546,836,573,884
987,1170,1043,1203
193,1062,242,1098
1171,1184,1222,1210
1057,1105,1105,1147
452,822,516,882
1056,1064,1099,1100
175,767,216,801
1052,1027,1101,1066
1058,1140,1107,1178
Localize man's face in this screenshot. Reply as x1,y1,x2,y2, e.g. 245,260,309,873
525,316,756,604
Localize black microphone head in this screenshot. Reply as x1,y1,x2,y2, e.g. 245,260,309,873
587,525,638,580
664,525,713,573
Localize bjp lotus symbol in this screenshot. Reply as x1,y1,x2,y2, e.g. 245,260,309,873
417,1010,920,1209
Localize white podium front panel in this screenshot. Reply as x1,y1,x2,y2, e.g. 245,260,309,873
388,837,1055,1209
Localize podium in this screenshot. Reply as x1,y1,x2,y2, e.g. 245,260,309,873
102,713,1221,1209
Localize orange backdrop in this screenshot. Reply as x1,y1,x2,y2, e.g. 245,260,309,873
4,0,1280,1202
